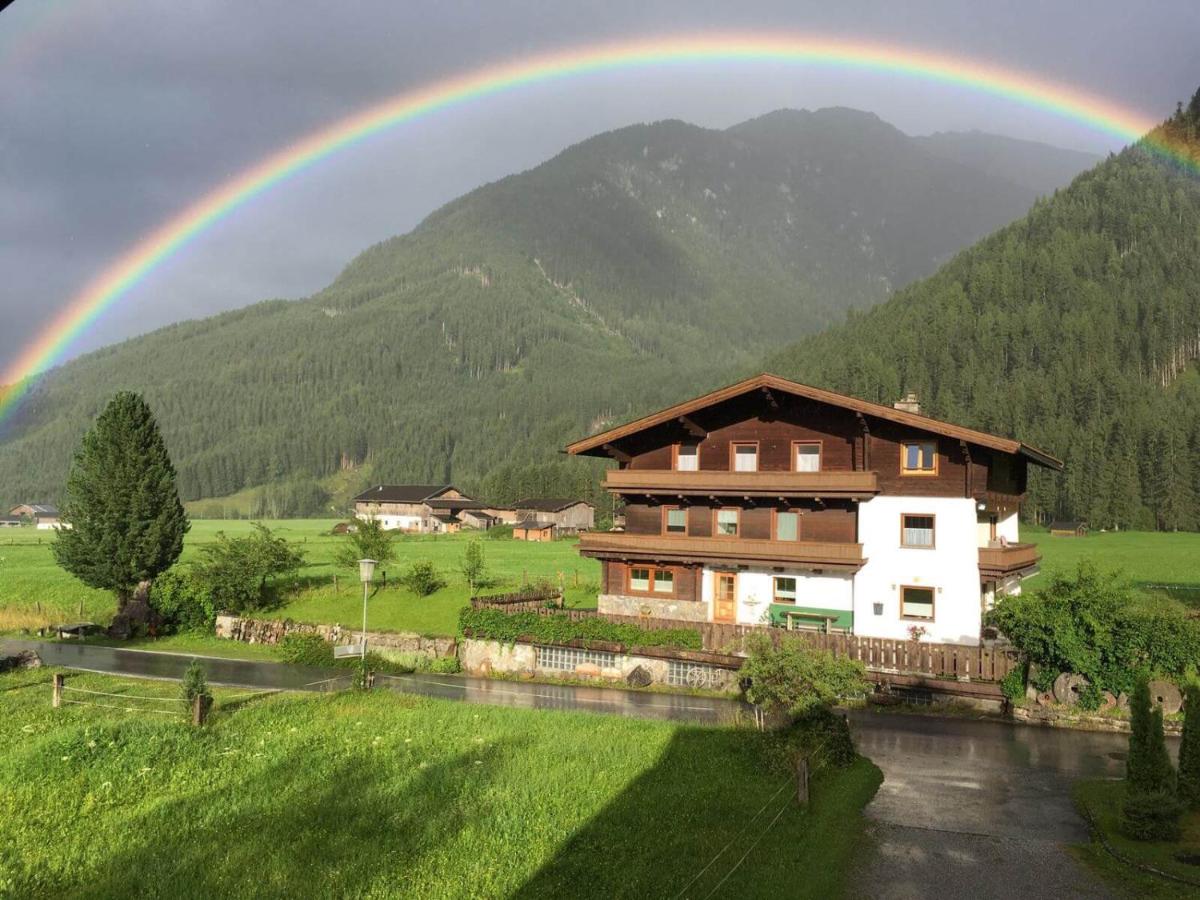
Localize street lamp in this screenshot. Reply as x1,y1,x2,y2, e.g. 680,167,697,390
358,559,376,667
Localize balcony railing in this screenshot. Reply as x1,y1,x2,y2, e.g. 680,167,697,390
978,542,1041,577
578,530,865,570
604,469,879,498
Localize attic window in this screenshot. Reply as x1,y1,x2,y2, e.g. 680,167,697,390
901,442,937,475
675,444,699,472
732,442,758,472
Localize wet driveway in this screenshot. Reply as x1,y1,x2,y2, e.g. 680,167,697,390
847,710,1132,899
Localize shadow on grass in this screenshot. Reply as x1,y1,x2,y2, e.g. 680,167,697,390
60,736,530,899
513,727,882,900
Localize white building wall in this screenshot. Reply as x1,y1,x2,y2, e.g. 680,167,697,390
853,496,983,646
700,566,853,626
356,511,423,532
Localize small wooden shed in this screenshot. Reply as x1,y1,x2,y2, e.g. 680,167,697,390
1049,520,1088,537
513,519,555,542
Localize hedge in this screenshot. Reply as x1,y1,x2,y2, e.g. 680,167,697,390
458,607,702,651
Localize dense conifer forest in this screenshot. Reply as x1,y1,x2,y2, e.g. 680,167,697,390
0,109,1084,514
771,91,1200,530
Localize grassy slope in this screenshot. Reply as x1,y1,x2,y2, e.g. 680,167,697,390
0,521,600,636
0,669,881,899
1072,779,1200,899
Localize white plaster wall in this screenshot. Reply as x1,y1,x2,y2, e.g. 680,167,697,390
356,511,422,532
997,510,1020,543
700,567,853,626
853,496,983,645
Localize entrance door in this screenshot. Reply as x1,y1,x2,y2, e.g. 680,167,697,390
713,572,737,623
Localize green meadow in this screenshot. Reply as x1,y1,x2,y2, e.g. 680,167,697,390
2,520,1198,641
0,667,881,899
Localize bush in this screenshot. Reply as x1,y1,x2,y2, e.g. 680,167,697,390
150,570,216,632
190,523,305,613
1000,667,1025,703
420,656,462,675
180,660,211,706
762,705,857,776
400,560,445,597
459,607,701,650
1179,683,1200,809
1119,790,1185,841
485,525,514,541
741,634,870,716
279,633,333,667
989,562,1200,696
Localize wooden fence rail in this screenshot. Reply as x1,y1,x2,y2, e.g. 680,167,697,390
478,605,1018,682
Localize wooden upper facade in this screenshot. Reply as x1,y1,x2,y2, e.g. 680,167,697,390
569,374,1060,581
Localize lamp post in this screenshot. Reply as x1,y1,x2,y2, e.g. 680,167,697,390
358,558,376,669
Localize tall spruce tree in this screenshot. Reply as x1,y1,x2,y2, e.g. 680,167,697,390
1126,676,1176,794
1179,683,1200,809
52,392,189,609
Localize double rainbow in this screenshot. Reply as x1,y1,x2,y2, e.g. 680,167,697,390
0,32,1182,426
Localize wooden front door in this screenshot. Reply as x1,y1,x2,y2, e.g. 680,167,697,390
713,572,737,623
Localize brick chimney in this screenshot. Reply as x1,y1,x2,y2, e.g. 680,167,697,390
893,391,921,414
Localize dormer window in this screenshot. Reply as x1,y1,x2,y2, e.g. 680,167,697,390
732,442,758,472
901,441,937,475
675,444,699,472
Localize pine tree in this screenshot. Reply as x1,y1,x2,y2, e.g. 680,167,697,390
1179,683,1200,809
52,392,189,609
1126,676,1176,794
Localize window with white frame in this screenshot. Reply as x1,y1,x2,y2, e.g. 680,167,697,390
630,567,651,592
773,576,798,603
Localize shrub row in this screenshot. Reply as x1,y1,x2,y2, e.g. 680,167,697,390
458,607,702,651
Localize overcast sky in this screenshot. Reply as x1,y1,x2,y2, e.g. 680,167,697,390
1,0,1197,370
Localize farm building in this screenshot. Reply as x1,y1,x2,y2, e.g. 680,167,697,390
513,519,556,542
512,499,596,535
352,485,501,533
1049,521,1087,537
9,504,62,529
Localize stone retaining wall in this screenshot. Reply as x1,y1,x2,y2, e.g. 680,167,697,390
598,593,709,622
214,615,456,661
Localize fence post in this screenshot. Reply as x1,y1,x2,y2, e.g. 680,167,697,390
52,673,63,708
192,694,212,727
796,755,810,806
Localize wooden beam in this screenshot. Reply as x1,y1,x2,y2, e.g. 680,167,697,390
677,415,706,438
761,386,779,409
856,413,871,471
602,443,631,464
960,440,973,498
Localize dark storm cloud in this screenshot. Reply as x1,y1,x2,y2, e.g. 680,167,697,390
1,0,1197,368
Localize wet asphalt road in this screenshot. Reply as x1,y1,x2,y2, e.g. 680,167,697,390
846,710,1132,900
5,639,1142,898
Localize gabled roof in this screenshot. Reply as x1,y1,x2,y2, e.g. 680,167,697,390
514,518,554,530
513,498,594,512
352,484,457,504
10,503,59,516
566,373,1063,470
428,498,489,511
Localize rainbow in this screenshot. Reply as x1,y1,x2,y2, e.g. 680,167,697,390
0,32,1186,426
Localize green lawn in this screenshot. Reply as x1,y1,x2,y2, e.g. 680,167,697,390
1072,779,1200,899
1031,528,1200,588
0,668,882,898
0,521,599,636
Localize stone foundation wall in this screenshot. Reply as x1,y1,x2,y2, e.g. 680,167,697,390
597,593,709,623
214,615,456,661
460,638,738,691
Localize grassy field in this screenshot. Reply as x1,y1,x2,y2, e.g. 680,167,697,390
0,668,881,899
0,520,600,636
1072,779,1200,899
3,521,1198,639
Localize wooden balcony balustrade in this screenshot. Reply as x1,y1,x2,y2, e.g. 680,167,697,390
978,542,1041,577
604,468,879,499
578,530,865,571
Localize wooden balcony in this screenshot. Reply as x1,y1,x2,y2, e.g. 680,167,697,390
978,542,1041,577
579,531,866,571
604,469,879,499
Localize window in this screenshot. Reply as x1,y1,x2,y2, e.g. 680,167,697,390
628,566,676,596
901,586,935,619
630,567,651,592
775,511,799,541
536,645,618,672
664,507,688,535
732,442,758,472
794,442,821,472
675,444,699,471
773,576,798,604
901,514,935,548
901,441,937,474
715,508,739,537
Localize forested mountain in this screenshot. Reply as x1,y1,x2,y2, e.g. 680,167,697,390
0,108,1093,513
770,91,1200,530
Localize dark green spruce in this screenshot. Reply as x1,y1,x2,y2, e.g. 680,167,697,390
52,392,189,608
1179,682,1200,809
